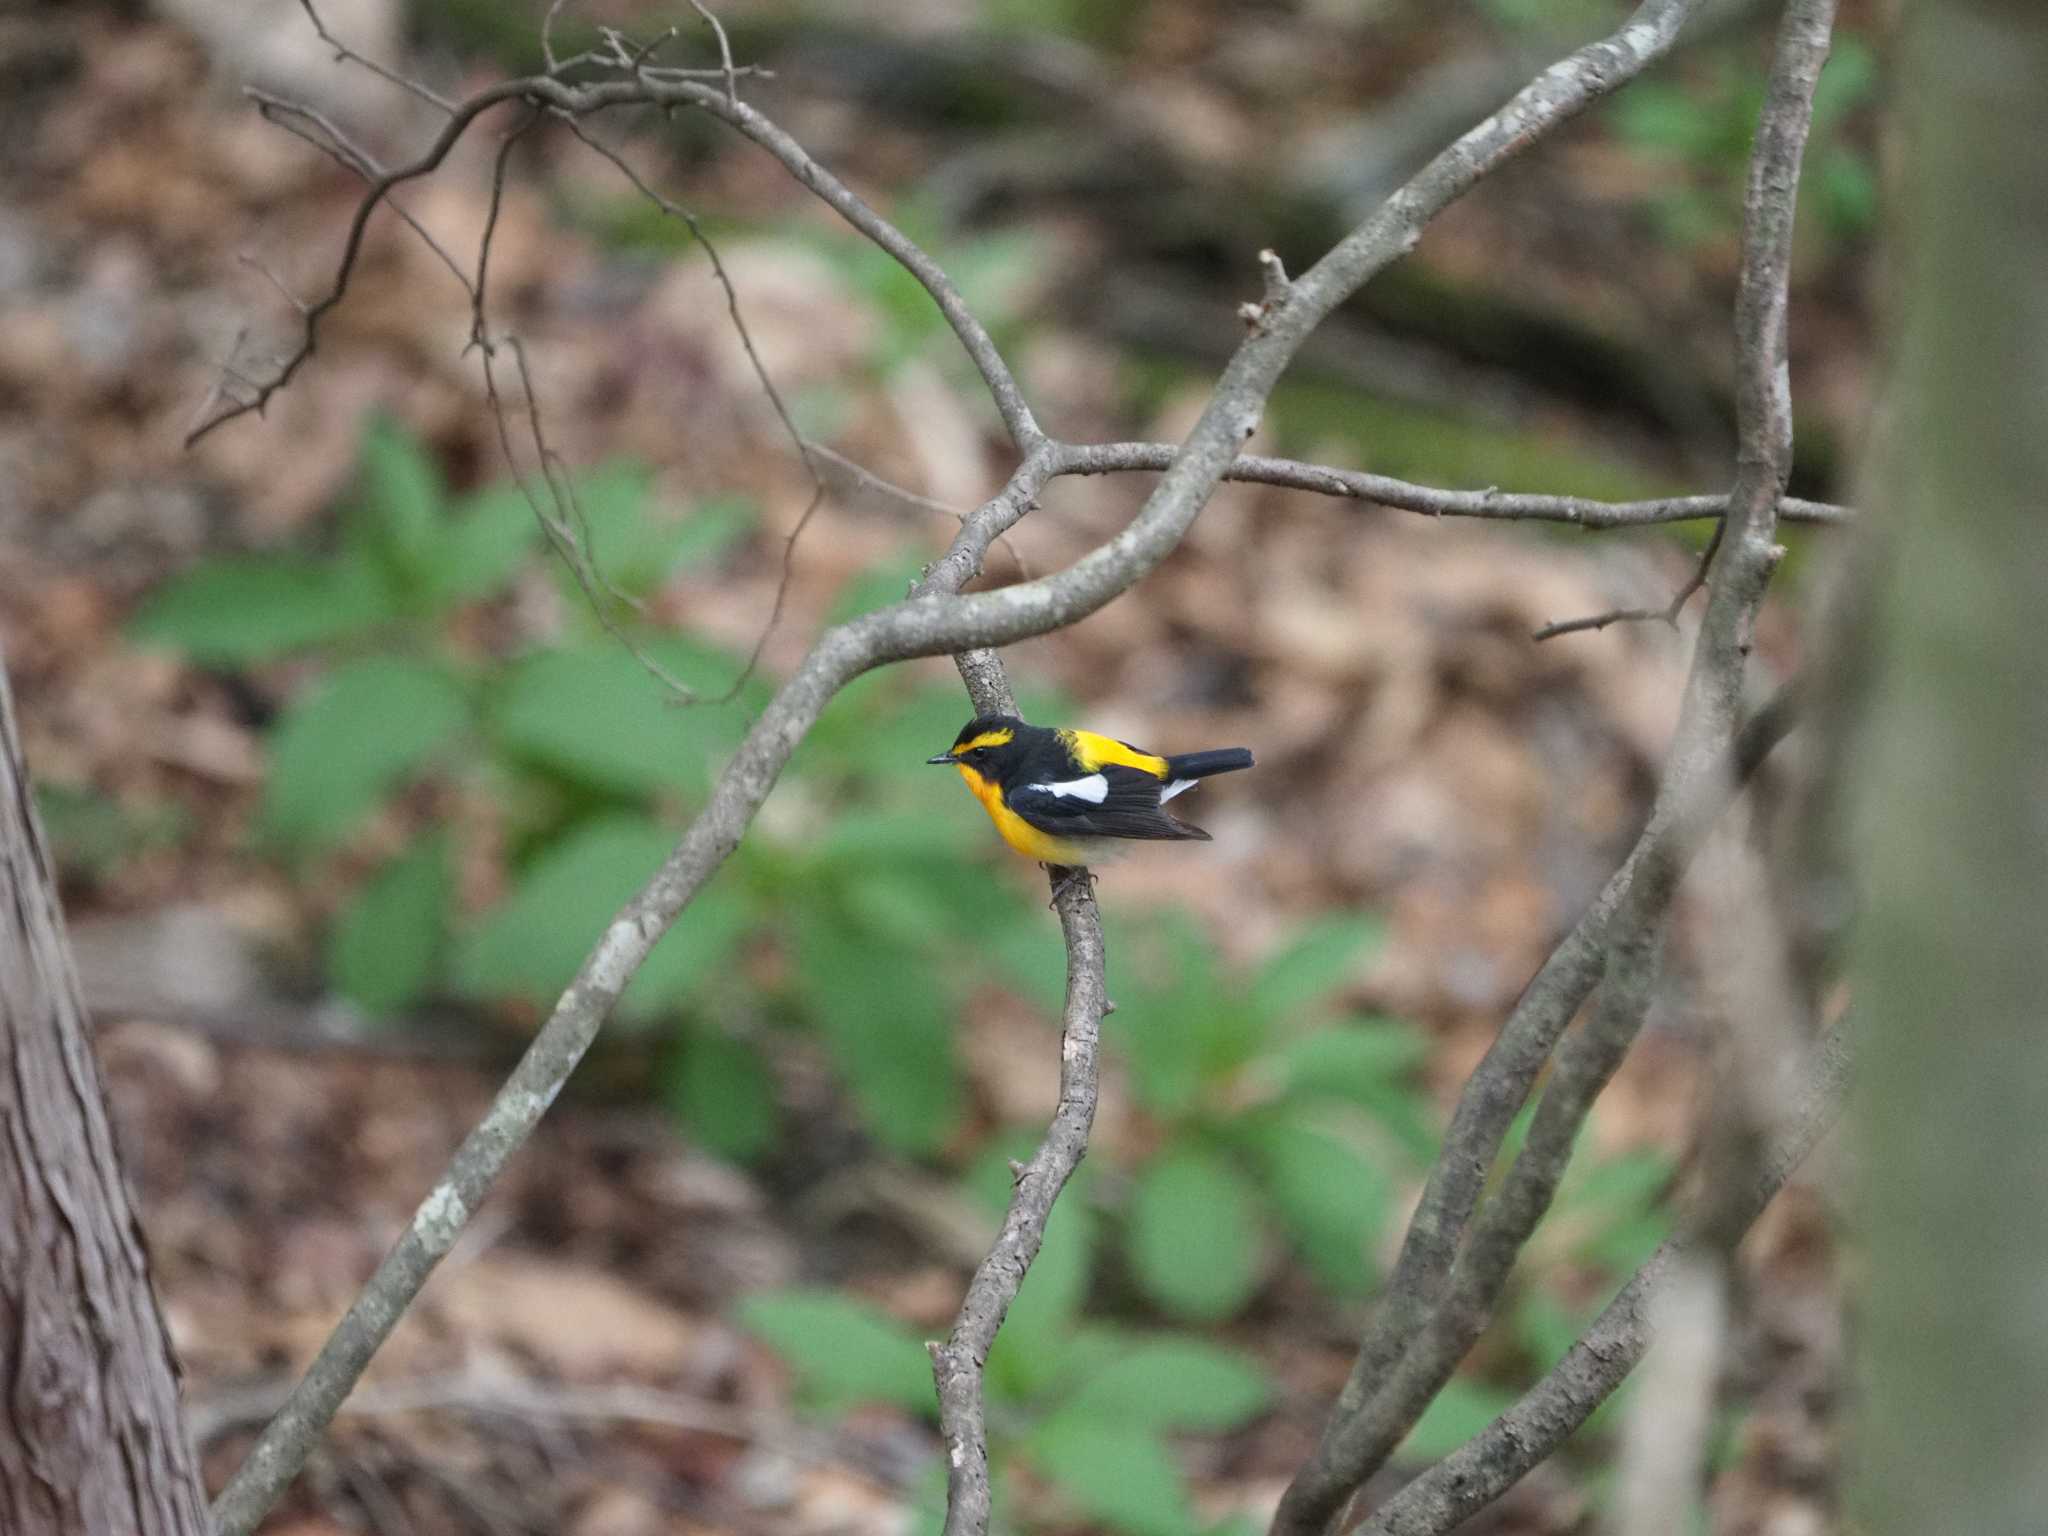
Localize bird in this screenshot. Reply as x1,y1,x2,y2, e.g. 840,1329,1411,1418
926,715,1255,879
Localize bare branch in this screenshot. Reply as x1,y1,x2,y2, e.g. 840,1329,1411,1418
204,2,1763,1531
931,846,1106,1536
1357,1015,1854,1536
296,0,457,114
187,77,540,444
475,335,702,701
555,116,829,701
1532,521,1725,641
1272,3,1835,1527
191,57,1041,453
686,0,740,108
1057,442,1852,527
540,0,570,74
249,90,476,297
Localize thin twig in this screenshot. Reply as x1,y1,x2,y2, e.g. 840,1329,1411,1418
296,0,457,113
1057,442,1852,527
469,109,538,347
1532,519,1726,642
249,91,476,296
237,252,312,316
686,0,740,108
476,336,700,701
540,0,571,73
464,109,702,701
556,116,828,704
804,441,1033,580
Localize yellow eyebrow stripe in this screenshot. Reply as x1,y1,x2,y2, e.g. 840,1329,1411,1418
953,728,1015,755
1060,728,1167,778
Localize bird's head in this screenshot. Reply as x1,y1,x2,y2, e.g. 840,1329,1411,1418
926,715,1029,786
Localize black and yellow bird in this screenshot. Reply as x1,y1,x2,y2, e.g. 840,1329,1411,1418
926,715,1255,869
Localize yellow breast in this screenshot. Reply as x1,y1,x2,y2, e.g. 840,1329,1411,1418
956,764,1095,864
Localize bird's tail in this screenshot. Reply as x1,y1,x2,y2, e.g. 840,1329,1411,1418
1163,747,1255,780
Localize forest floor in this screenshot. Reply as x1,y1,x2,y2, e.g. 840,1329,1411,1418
5,4,1861,1533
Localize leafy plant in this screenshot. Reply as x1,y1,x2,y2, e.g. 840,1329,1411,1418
1105,911,1430,1319
127,419,1074,1167
742,1142,1273,1536
1606,36,1880,247
129,416,760,1020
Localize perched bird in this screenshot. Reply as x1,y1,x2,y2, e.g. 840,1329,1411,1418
926,715,1255,869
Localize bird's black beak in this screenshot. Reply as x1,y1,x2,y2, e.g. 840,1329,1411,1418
925,752,956,766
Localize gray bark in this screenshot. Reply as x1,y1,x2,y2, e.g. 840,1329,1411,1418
0,649,212,1535
1851,2,2048,1531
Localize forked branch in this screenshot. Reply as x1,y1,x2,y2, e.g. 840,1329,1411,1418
189,4,1845,1536
1271,3,1838,1529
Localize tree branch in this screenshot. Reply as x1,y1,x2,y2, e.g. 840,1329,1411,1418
201,2,1764,1531
1271,3,1835,1528
1058,443,1851,528
1357,1014,1854,1536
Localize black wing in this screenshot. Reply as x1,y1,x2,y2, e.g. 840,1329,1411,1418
1007,764,1211,842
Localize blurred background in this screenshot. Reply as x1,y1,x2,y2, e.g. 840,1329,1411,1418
3,0,1875,1532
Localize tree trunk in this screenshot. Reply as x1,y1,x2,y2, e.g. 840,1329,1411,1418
1852,2,2048,1531
0,651,211,1535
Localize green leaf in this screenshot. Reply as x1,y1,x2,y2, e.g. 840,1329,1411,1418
129,553,399,665
1239,1114,1390,1294
1809,36,1877,130
664,1032,777,1163
1029,1412,1196,1536
1398,1375,1518,1462
1249,916,1383,1020
422,484,543,608
352,416,446,589
791,906,958,1154
804,680,978,785
809,808,972,870
487,642,751,799
626,885,751,1018
1610,83,1718,155
826,553,924,625
1558,1148,1673,1219
1126,1143,1265,1321
1816,147,1877,238
1111,914,1232,1117
453,815,747,1019
986,908,1072,1015
1277,1020,1428,1100
1059,1339,1270,1432
667,493,758,568
262,657,469,848
544,462,749,597
328,837,450,1014
1513,1288,1583,1372
738,1290,937,1414
35,784,188,879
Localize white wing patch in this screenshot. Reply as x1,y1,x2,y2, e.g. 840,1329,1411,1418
1160,778,1196,802
1028,774,1110,804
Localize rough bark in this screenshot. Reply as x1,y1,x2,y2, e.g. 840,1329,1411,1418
0,651,212,1536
